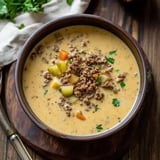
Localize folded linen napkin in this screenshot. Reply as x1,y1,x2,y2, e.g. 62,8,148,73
0,0,91,67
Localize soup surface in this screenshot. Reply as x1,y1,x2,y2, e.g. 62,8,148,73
23,25,140,136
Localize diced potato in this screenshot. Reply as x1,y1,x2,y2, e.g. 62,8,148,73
48,64,61,77
51,77,61,89
69,74,79,84
60,85,73,97
56,60,67,73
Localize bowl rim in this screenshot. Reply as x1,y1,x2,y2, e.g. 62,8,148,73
15,14,147,141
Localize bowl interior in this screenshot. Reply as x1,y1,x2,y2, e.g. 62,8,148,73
15,14,147,141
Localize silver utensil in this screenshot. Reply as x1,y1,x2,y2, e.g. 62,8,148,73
0,67,32,160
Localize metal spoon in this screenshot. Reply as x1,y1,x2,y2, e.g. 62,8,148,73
0,67,32,160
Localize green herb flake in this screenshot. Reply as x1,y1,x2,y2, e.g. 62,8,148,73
68,58,73,64
115,69,120,72
105,57,115,64
0,0,51,21
109,50,117,55
43,89,48,95
96,124,103,132
17,23,25,29
96,75,102,84
112,98,120,107
23,0,51,12
93,105,100,113
80,51,87,54
120,81,126,88
0,0,7,19
66,0,74,6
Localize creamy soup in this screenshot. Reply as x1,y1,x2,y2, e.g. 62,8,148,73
23,25,140,136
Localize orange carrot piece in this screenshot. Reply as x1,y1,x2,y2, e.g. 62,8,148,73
58,50,69,60
92,73,99,80
76,111,86,121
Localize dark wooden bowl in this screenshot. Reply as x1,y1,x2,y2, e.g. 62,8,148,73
15,14,149,159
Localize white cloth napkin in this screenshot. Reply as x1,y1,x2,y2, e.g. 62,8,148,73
0,0,91,67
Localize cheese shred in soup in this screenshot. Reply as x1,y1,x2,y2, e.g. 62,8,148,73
23,25,140,136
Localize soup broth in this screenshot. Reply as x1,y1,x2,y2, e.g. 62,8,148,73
23,25,140,136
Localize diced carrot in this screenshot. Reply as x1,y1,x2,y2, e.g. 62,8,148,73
92,73,99,80
58,50,69,60
76,111,86,121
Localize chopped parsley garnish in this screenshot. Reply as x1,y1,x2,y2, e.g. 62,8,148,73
120,81,126,88
66,0,74,6
0,0,7,19
43,89,48,95
109,50,117,55
112,98,120,107
93,105,100,113
96,124,103,132
105,57,115,64
0,0,51,21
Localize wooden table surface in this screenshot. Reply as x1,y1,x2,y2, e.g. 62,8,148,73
0,0,160,159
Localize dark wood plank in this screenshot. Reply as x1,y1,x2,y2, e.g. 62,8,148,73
0,127,7,160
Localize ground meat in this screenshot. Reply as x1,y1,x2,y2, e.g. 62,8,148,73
52,44,59,52
80,40,89,47
58,97,72,117
42,44,128,114
103,65,113,73
30,45,44,60
42,71,52,84
63,50,122,105
30,52,37,60
43,71,52,80
35,45,44,55
95,90,104,100
116,72,127,82
60,72,71,85
102,80,115,90
66,52,108,105
69,45,77,53
83,97,91,106
54,32,64,42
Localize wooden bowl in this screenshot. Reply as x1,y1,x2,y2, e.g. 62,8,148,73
15,14,149,159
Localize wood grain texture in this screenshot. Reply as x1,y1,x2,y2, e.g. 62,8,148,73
1,0,160,159
0,127,7,160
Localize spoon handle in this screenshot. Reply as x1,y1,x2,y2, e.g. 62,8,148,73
10,134,33,160
0,101,33,160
